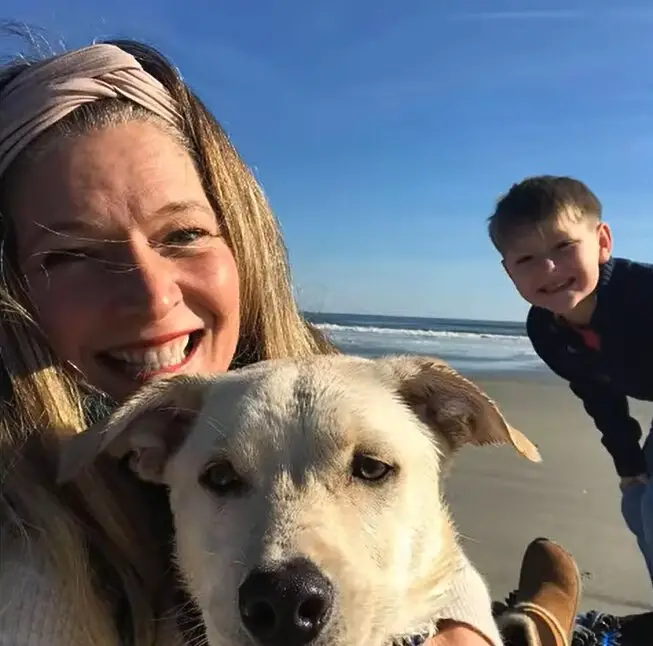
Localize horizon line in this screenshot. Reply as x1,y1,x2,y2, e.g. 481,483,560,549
301,310,525,326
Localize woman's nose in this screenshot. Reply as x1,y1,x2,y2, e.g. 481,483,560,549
112,244,182,322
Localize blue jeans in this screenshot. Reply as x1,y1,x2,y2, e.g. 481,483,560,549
621,426,653,584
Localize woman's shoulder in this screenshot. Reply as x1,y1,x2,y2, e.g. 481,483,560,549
1,530,59,605
0,530,186,646
0,531,116,646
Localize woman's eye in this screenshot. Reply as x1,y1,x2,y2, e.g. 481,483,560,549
163,227,214,247
200,461,245,495
352,454,394,482
39,249,91,269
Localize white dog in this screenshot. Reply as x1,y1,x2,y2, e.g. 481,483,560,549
59,354,540,646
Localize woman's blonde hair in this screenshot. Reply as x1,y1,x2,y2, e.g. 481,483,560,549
0,37,336,646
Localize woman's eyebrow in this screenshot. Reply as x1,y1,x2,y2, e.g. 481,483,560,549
22,220,100,252
154,200,214,219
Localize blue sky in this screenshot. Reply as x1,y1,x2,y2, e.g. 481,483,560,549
2,0,651,321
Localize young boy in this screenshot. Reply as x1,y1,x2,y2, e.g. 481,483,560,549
487,175,653,585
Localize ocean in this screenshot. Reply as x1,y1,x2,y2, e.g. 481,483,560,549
304,312,545,375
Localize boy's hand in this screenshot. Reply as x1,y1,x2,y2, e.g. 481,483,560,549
619,474,649,491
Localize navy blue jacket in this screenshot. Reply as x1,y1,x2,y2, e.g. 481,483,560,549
527,257,653,477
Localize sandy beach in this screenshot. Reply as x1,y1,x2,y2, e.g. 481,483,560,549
445,372,652,615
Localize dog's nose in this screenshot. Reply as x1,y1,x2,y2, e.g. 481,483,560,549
238,557,333,646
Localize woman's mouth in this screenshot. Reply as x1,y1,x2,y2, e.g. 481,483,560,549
99,330,204,380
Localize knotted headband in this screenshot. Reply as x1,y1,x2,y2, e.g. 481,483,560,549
0,43,182,177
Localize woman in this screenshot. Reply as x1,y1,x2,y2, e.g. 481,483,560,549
0,38,575,646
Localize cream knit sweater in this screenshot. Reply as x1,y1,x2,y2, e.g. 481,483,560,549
0,540,502,646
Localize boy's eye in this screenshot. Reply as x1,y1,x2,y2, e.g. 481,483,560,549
555,240,574,250
514,255,533,265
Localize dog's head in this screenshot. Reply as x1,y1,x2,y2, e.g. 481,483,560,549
59,355,539,646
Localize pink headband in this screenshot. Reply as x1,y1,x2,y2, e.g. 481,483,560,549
0,43,182,177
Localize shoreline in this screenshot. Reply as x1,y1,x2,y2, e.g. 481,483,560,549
340,348,548,380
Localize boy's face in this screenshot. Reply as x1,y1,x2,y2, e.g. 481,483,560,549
501,216,612,319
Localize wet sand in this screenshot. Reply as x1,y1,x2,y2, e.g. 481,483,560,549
445,372,652,614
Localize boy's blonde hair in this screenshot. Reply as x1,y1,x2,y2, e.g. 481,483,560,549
488,175,602,254
0,36,336,646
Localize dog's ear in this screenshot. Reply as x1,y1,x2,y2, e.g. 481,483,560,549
378,356,540,462
57,375,210,485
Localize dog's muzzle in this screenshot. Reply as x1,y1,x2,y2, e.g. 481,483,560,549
238,557,334,646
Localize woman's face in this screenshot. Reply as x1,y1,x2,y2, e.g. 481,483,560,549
11,120,240,403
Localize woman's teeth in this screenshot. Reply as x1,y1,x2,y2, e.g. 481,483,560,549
106,335,192,373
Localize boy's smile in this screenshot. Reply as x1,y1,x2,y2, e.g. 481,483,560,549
538,277,576,295
501,218,612,323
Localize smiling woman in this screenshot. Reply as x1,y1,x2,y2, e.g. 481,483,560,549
11,119,241,401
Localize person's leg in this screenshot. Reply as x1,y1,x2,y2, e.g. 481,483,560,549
621,481,653,580
640,425,653,585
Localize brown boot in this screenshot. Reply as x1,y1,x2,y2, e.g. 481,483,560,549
497,537,581,646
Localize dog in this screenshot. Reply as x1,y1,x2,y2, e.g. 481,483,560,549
59,354,541,646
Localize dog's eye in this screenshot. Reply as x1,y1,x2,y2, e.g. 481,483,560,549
352,455,393,482
200,461,244,494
